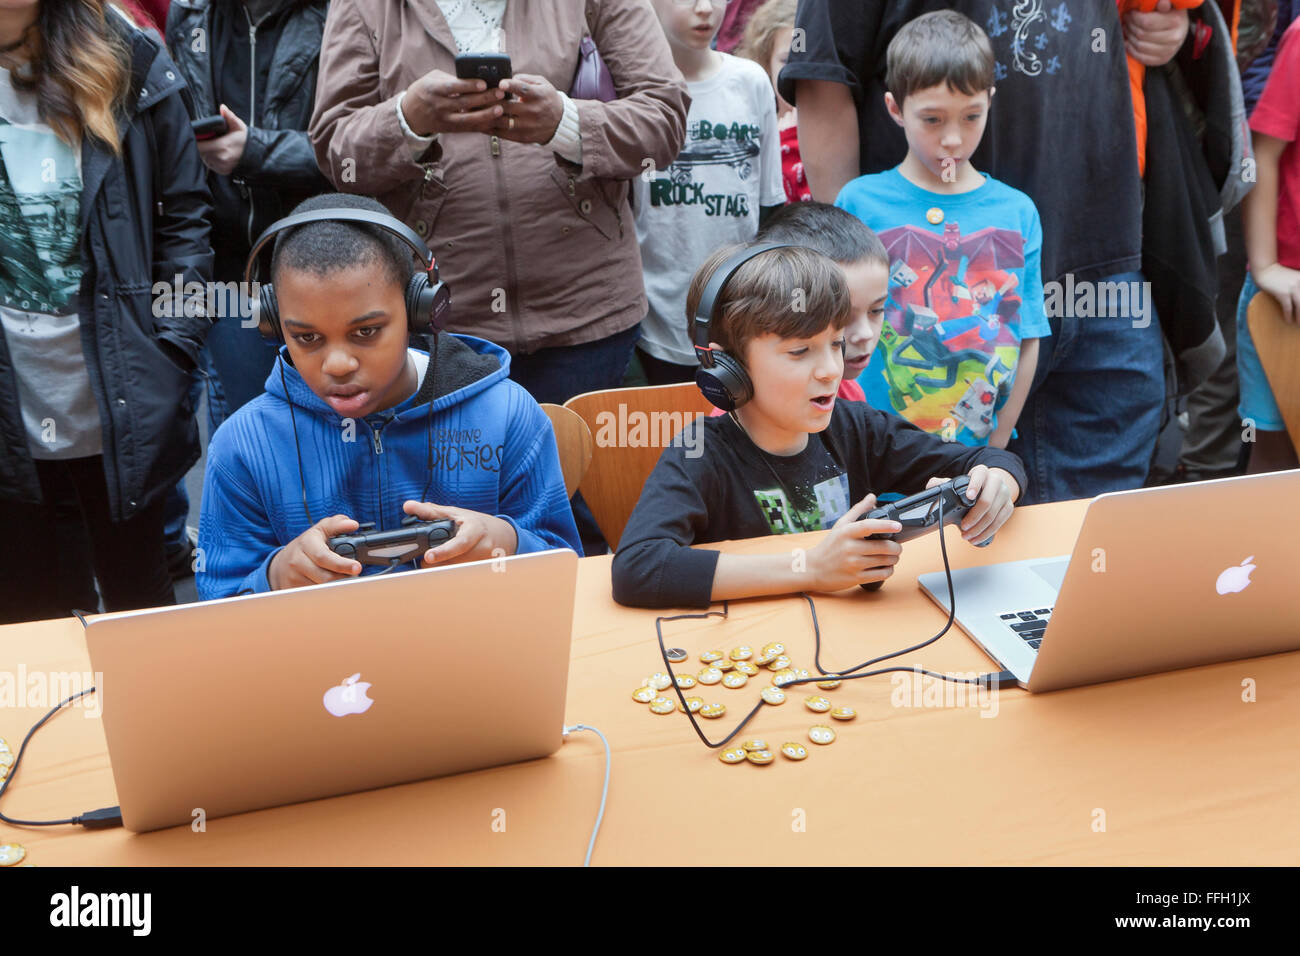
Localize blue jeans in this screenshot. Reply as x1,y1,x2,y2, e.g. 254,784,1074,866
506,324,641,406
204,314,281,428
163,361,208,550
1008,272,1166,504
163,316,280,549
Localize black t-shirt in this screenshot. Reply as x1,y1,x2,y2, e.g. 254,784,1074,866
611,403,1028,608
778,0,1143,284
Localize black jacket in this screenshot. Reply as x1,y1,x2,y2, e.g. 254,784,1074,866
167,0,331,278
1143,0,1244,393
0,13,214,522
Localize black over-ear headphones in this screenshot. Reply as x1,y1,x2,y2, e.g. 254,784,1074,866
692,242,795,411
243,207,452,343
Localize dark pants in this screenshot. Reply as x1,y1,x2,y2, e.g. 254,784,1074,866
1009,272,1166,504
508,325,641,555
1179,205,1246,478
0,456,175,624
508,324,641,406
636,347,697,386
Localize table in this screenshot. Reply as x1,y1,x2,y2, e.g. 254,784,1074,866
3,499,1297,865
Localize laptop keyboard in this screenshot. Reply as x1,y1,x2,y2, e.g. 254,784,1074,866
999,607,1054,651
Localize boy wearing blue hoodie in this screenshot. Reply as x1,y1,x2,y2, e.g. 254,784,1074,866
196,194,581,599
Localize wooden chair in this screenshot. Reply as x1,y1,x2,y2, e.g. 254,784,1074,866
1247,291,1300,453
564,382,715,550
539,404,594,499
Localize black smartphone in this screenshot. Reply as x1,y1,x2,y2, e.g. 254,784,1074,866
454,52,513,96
191,114,228,140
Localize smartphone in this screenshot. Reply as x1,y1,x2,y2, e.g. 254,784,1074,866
454,52,513,96
191,114,229,140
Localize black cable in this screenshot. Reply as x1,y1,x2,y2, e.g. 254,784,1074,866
0,609,121,829
654,495,1002,748
281,352,316,527
419,331,439,507
0,613,120,832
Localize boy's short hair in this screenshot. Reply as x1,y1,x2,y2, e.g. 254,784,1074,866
757,202,889,269
886,10,995,105
685,243,851,367
270,193,414,288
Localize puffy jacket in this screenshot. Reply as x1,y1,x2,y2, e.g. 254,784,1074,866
167,0,332,278
196,334,582,598
0,11,213,522
309,0,689,355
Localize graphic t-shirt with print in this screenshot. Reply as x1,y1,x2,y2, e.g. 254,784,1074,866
836,167,1050,445
0,66,101,459
747,428,851,534
634,53,785,366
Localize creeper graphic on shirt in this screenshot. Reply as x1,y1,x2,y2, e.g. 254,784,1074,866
754,488,797,535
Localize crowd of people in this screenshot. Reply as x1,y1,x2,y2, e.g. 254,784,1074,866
0,0,1296,624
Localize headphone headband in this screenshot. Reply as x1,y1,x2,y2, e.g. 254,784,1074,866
242,207,435,286
692,242,796,367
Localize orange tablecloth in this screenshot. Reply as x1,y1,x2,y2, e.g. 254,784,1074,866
2,498,1297,865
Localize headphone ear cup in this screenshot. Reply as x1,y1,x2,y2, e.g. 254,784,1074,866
405,272,452,335
695,350,752,411
257,283,281,342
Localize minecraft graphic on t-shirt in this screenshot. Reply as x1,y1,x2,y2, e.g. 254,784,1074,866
876,220,1025,439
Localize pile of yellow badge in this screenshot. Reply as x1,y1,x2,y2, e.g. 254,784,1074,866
0,736,26,866
630,644,858,766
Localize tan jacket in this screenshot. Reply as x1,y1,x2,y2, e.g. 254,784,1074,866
310,0,689,354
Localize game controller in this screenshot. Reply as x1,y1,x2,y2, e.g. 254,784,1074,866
327,516,457,567
858,476,983,591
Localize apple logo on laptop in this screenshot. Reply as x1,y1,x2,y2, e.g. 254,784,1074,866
323,673,374,717
1215,556,1256,595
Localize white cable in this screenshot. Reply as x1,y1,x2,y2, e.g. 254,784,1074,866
562,723,611,867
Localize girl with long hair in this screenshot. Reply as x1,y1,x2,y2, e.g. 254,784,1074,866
0,0,213,623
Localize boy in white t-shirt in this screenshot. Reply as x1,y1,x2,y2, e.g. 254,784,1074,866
634,0,786,384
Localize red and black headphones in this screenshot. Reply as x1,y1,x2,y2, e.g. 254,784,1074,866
242,207,452,343
692,242,795,412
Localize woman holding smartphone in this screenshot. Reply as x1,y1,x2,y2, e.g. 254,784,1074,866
309,0,689,408
0,0,212,623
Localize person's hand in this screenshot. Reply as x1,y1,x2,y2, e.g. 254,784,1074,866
402,69,506,137
805,494,904,592
1252,263,1300,324
402,499,518,566
495,73,565,144
197,104,248,176
948,465,1020,545
1122,0,1190,67
268,514,362,590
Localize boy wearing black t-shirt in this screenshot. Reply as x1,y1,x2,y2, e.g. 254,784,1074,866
611,243,1027,609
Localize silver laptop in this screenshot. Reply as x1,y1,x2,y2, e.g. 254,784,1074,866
918,471,1300,692
85,549,577,831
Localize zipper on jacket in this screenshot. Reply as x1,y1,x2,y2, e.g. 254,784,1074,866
369,419,385,529
244,6,258,249
488,135,525,352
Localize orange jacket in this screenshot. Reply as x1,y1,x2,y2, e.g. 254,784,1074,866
1119,0,1204,176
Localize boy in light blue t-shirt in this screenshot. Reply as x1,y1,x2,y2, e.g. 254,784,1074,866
834,10,1049,448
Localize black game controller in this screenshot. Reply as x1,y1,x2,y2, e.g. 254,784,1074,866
327,516,457,567
858,476,982,591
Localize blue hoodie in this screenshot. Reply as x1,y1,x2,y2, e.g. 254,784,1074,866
196,333,581,599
